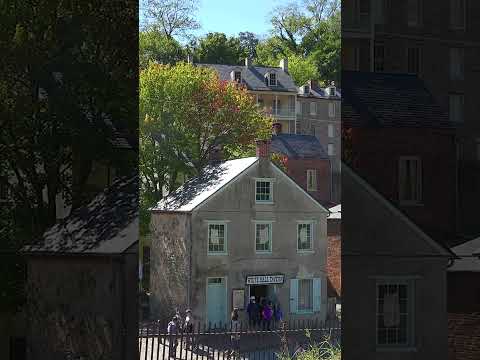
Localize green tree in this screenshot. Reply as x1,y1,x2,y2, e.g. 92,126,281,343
238,31,260,60
140,30,185,68
192,32,244,64
139,62,271,234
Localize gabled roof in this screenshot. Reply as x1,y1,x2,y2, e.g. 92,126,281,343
448,237,480,272
343,163,454,257
152,157,258,212
22,175,138,255
298,82,341,99
271,134,329,160
196,64,298,92
342,71,455,129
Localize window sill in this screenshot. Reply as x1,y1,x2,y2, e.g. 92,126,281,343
376,347,417,352
255,201,274,205
207,252,228,256
255,252,273,255
297,250,314,254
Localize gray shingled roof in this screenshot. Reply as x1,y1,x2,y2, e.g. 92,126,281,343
271,134,329,160
298,82,341,99
152,157,258,212
196,64,298,92
22,175,138,254
342,71,455,129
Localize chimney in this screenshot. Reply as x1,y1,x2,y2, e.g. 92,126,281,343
279,58,288,72
245,57,251,67
187,54,193,64
255,139,271,159
208,144,223,163
272,122,282,136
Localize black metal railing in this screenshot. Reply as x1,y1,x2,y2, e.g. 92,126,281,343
139,318,341,360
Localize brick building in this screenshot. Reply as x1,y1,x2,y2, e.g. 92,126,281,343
342,0,480,238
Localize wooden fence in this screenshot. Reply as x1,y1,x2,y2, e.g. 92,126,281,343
139,318,341,360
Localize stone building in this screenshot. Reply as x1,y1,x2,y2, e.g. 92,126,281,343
296,80,341,203
149,141,329,325
21,175,139,360
342,164,454,360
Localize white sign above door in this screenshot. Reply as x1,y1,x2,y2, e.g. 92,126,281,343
246,275,284,285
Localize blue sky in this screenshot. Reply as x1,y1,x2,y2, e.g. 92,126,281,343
140,0,293,38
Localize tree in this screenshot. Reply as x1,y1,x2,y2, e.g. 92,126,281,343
140,30,185,69
192,32,244,65
142,0,200,40
238,32,260,60
139,62,271,234
269,3,310,54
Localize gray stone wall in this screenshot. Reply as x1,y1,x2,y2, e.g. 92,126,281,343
149,212,190,323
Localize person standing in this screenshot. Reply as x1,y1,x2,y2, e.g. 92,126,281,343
262,301,273,331
274,303,283,325
246,296,259,328
230,307,241,354
184,309,195,350
167,315,180,358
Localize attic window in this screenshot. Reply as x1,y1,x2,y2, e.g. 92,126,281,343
234,71,242,83
265,73,277,86
304,85,310,94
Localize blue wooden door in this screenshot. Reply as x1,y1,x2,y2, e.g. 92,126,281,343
207,277,226,326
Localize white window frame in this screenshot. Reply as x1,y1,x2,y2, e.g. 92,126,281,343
450,0,466,30
306,169,317,192
328,102,336,117
328,143,335,156
449,93,465,123
328,124,334,138
206,221,229,255
269,73,277,86
398,156,422,205
297,278,314,313
297,221,314,252
449,47,464,81
375,279,415,349
234,71,242,83
310,102,316,116
254,221,273,254
255,178,274,204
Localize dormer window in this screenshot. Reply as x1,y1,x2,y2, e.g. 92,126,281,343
265,72,277,86
304,85,310,94
234,71,242,83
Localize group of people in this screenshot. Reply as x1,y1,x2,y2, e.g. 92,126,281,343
246,296,283,330
166,308,195,358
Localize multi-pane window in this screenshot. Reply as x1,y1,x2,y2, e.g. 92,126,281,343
450,0,465,29
449,94,464,123
273,99,281,114
306,169,317,192
328,102,336,117
208,223,227,254
450,48,464,80
255,223,272,253
310,102,316,116
255,179,273,203
407,0,422,27
298,279,313,311
269,73,277,86
328,124,334,138
297,223,313,251
376,282,412,346
399,157,422,204
328,144,335,156
407,47,421,74
234,71,242,83
374,44,385,72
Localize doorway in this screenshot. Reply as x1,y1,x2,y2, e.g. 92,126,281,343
249,285,277,303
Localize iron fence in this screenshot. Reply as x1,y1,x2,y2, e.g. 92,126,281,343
139,318,341,360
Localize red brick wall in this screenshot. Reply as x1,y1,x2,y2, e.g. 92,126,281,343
347,127,457,244
327,235,341,298
283,158,332,205
448,313,480,360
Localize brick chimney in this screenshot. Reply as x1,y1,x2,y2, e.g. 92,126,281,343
279,58,288,72
245,57,252,67
255,139,271,159
272,122,282,136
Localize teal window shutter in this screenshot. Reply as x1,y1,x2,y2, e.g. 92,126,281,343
313,278,321,312
290,279,299,314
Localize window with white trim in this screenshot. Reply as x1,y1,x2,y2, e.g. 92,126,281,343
255,179,273,203
298,279,313,312
398,157,422,204
234,71,242,83
255,222,272,253
450,0,465,30
449,94,464,123
376,281,414,347
310,102,316,116
208,222,227,254
297,222,313,251
328,144,335,156
306,169,317,192
269,73,277,86
328,102,335,117
328,124,334,138
450,48,464,80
